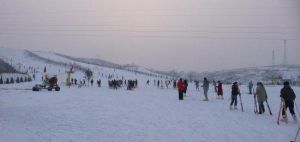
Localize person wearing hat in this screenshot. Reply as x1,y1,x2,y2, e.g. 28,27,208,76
177,78,185,100
280,81,297,121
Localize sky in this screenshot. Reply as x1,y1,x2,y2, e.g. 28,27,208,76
0,0,300,72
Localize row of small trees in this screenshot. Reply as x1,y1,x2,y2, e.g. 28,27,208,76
0,76,32,84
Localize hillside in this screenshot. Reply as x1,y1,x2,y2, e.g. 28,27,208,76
0,58,16,73
0,48,169,85
198,65,300,85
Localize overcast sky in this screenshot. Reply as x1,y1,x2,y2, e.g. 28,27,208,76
0,0,300,72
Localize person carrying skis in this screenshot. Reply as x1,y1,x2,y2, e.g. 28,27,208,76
230,82,240,110
280,81,297,121
202,77,210,101
256,82,268,114
177,78,185,100
217,80,223,99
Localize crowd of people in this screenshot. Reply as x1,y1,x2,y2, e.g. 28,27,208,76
175,77,297,123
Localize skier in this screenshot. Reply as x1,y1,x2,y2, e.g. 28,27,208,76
183,80,188,96
97,80,101,87
217,80,223,99
177,78,185,100
213,80,217,93
202,77,209,101
173,80,176,89
91,79,94,87
280,81,297,121
255,82,268,114
230,82,240,110
195,80,200,90
248,81,253,94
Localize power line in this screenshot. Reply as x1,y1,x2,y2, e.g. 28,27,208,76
0,28,299,35
0,32,299,41
0,23,299,30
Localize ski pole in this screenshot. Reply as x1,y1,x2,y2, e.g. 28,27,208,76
290,126,300,142
254,92,258,114
239,93,244,112
294,102,300,118
266,100,272,115
282,101,288,124
277,100,283,125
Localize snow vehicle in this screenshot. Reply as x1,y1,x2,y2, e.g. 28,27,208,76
32,75,60,91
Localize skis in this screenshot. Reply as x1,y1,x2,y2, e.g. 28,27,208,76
295,102,300,118
277,100,288,125
282,101,289,123
253,90,258,114
239,93,244,112
265,100,272,115
277,101,282,125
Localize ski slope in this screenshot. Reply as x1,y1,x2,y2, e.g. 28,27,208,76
0,47,299,142
0,48,164,85
0,81,299,142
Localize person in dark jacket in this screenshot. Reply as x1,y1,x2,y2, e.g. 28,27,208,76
280,81,297,121
183,80,188,96
256,82,268,114
202,77,209,101
230,82,240,110
177,78,185,100
248,81,253,94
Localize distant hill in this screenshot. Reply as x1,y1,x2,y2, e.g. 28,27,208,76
198,65,300,85
0,58,16,73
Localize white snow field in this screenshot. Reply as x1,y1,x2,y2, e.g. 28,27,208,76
0,81,299,142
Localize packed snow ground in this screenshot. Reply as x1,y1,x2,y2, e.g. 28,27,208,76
0,81,299,142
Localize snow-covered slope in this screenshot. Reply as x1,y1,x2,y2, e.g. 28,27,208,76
0,81,299,142
0,47,169,85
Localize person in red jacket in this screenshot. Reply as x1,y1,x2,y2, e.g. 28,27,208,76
177,78,185,100
217,80,224,100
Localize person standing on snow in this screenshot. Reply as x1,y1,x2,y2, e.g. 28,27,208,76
248,81,253,94
202,77,209,101
213,80,217,93
217,80,223,100
230,82,240,110
177,78,185,100
183,80,188,96
255,82,268,114
280,81,297,121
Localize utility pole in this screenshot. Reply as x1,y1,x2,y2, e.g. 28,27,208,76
283,40,288,65
272,49,275,66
